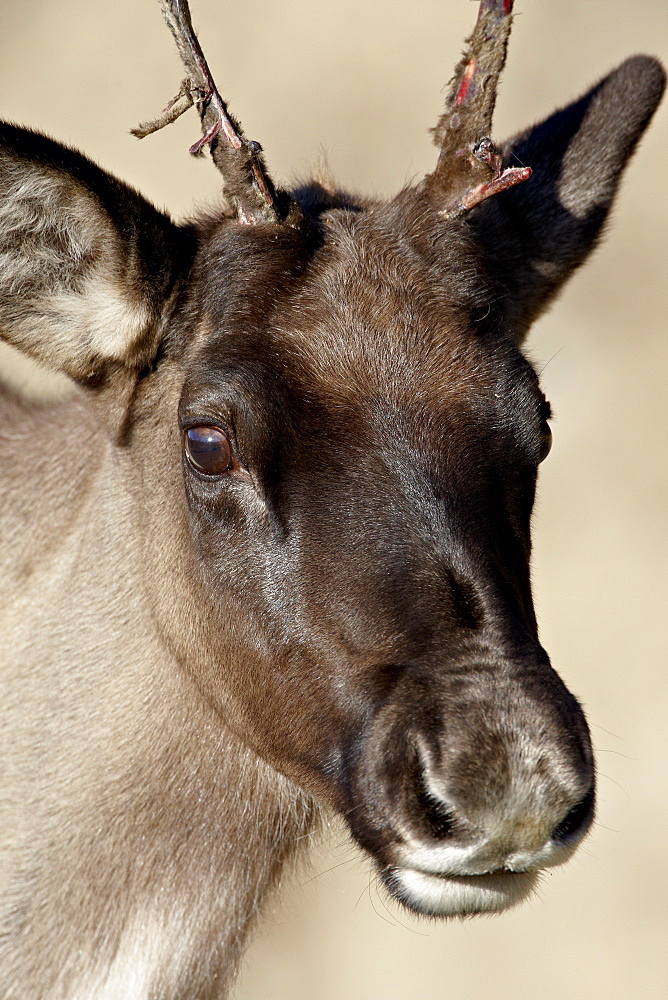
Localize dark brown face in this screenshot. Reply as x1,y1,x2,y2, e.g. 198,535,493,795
140,198,594,917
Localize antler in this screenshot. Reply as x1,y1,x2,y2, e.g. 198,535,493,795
133,0,297,226
425,0,531,218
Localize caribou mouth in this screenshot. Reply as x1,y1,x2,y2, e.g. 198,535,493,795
380,866,538,917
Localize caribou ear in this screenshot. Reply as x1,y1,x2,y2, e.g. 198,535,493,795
470,57,665,342
0,123,192,423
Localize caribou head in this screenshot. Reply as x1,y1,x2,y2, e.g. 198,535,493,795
122,0,663,915
0,2,664,994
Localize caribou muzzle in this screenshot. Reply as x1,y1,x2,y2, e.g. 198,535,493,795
340,657,595,916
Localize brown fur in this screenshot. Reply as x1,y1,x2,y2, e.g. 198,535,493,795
0,5,664,998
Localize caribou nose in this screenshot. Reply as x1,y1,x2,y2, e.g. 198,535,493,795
377,764,596,920
550,786,596,844
344,660,595,915
414,768,596,853
399,746,596,878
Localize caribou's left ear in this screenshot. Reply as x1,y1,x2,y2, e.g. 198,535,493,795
0,123,194,425
470,57,665,342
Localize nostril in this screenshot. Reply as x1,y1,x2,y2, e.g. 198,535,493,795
551,787,595,843
414,772,456,840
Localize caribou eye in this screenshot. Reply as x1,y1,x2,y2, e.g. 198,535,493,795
539,422,553,462
184,426,233,476
538,399,553,463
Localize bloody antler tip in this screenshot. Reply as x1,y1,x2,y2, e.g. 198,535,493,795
461,165,532,213
426,0,527,218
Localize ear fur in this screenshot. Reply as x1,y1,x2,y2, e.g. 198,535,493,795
470,56,665,342
0,123,193,426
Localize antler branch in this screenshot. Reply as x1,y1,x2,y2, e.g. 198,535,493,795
426,0,531,218
133,0,295,226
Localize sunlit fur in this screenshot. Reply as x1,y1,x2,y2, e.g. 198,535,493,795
384,868,538,918
0,17,663,1000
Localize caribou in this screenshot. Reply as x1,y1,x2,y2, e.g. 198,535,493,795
0,1,663,997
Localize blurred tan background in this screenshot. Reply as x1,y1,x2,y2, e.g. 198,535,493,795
0,1,666,998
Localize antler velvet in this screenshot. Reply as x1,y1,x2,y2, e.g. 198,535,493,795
136,0,531,226
133,0,299,225
426,0,531,217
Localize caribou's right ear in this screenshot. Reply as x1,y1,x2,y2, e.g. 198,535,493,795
470,57,665,343
0,123,193,406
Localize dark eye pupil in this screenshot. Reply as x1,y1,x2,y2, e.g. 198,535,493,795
184,426,233,475
539,421,552,462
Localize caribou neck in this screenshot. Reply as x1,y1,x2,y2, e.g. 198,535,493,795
0,386,317,999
